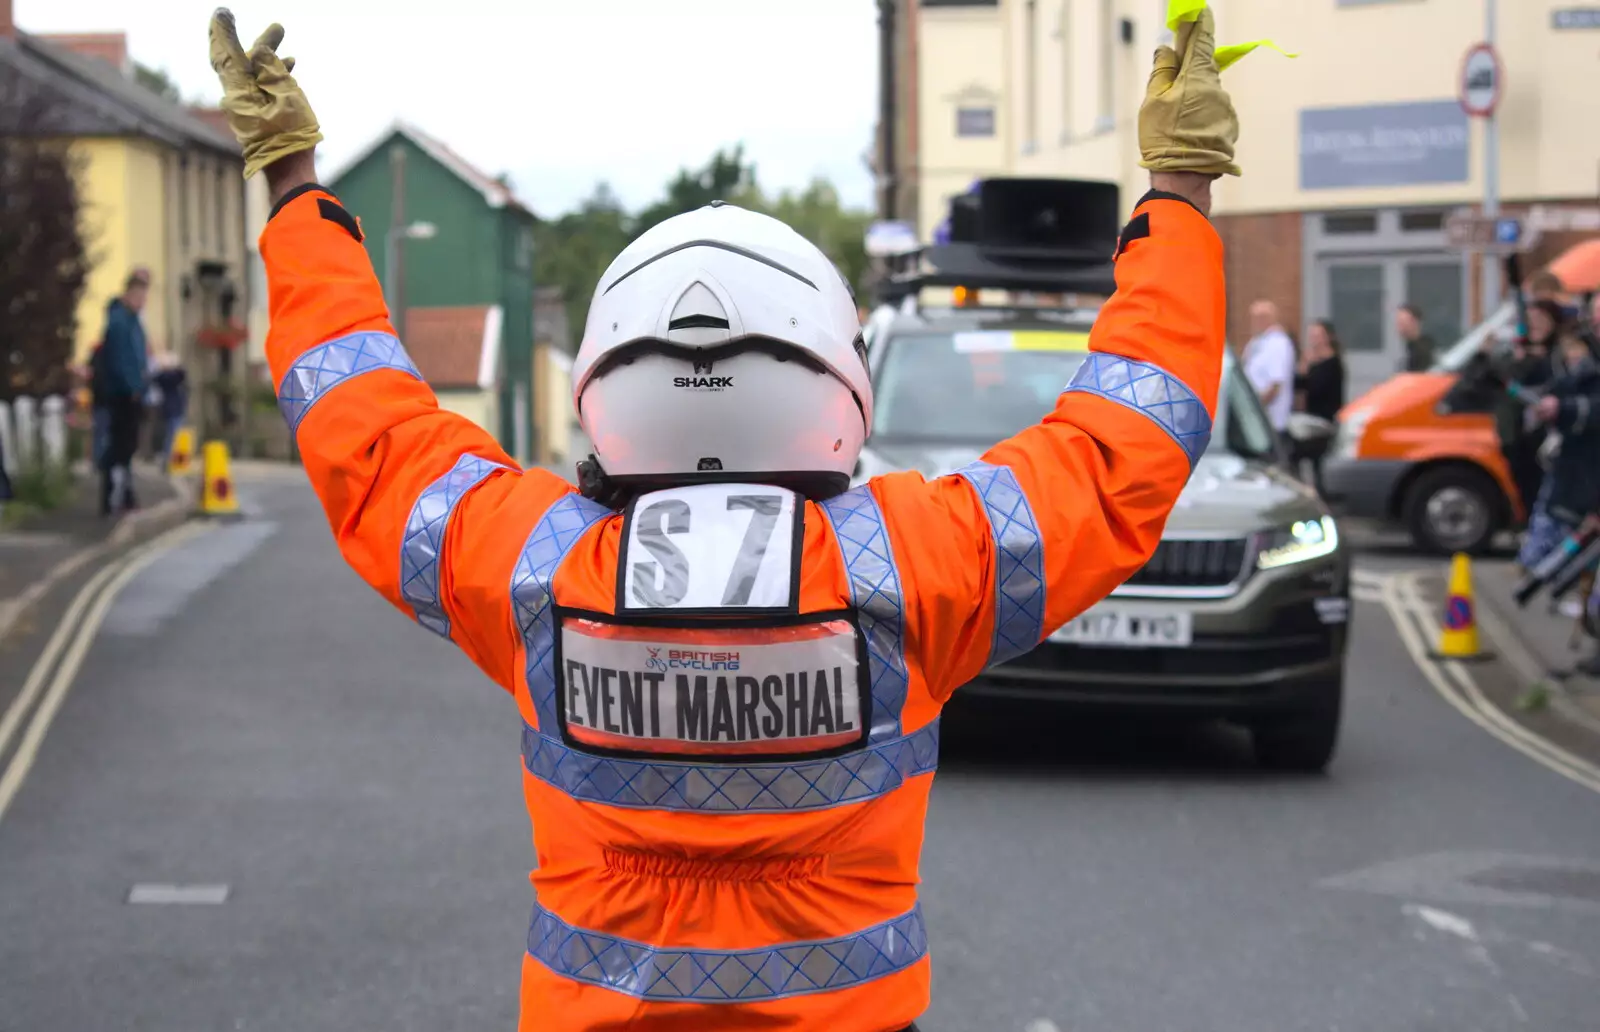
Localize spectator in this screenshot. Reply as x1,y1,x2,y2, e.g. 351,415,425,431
1499,298,1565,527
1242,299,1297,445
1517,322,1595,572
1292,319,1347,494
1396,303,1437,373
99,268,151,516
88,340,111,471
151,351,189,465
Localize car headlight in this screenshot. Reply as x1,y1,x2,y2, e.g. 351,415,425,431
1331,408,1372,459
1256,515,1340,570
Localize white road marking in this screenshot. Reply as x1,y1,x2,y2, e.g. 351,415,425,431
1378,571,1600,797
101,520,276,637
127,883,231,905
1406,903,1478,941
1022,1021,1062,1032
0,522,205,824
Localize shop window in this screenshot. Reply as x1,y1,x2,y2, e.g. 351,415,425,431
1399,210,1447,232
1322,212,1378,235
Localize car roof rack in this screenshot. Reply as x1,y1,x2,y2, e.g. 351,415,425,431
875,177,1122,307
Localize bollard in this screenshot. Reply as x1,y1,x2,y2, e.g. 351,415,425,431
196,440,242,519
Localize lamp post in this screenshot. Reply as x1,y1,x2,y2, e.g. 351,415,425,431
384,220,437,343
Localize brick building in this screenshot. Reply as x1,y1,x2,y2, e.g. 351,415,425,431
898,0,1600,396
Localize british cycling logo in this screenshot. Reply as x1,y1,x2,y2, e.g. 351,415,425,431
643,647,742,672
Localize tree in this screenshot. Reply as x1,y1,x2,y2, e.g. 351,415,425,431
0,68,93,401
533,182,634,345
133,62,181,104
631,145,757,241
530,147,872,347
760,179,873,303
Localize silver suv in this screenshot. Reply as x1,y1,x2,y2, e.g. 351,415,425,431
858,305,1350,772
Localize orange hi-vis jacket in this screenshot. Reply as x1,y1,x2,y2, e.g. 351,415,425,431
262,183,1224,1031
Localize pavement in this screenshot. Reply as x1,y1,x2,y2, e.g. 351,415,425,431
0,460,187,646
1473,557,1600,726
0,472,1598,1031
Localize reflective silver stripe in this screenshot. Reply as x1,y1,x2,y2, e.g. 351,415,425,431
527,902,927,1002
276,331,422,432
520,719,939,813
512,492,614,732
399,454,509,637
820,485,910,743
1062,353,1212,468
954,462,1044,667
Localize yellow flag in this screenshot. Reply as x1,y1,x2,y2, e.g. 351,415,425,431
1165,0,1298,70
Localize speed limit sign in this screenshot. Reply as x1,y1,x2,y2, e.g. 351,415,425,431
1459,42,1502,117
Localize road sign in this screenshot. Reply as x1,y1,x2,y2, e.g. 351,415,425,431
1552,7,1600,30
865,220,919,258
1444,210,1541,254
1528,204,1600,232
1459,43,1501,117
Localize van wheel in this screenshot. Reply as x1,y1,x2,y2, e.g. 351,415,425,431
1402,466,1501,555
1251,676,1342,774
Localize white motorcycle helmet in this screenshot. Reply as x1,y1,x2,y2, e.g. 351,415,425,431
571,202,871,500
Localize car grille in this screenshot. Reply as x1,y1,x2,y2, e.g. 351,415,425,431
1121,537,1250,590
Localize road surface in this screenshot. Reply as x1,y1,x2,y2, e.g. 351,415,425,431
1,471,1597,1032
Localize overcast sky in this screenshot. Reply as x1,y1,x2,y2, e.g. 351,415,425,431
19,0,879,217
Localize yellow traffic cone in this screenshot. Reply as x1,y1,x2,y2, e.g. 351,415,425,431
197,440,242,519
167,425,196,477
1432,552,1493,662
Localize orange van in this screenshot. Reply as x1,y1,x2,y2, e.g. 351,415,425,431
1320,240,1600,554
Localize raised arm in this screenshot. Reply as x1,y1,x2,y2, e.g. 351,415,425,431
879,183,1224,698
879,6,1238,699
212,12,575,690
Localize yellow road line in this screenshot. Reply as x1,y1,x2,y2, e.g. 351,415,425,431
0,522,204,825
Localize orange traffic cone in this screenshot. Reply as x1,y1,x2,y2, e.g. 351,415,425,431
196,440,241,519
1431,552,1493,662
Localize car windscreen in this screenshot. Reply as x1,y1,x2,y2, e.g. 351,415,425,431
871,329,1093,441
1433,301,1516,373
872,328,1272,459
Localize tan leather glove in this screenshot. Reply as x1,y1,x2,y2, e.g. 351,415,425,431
1138,8,1240,177
208,9,324,179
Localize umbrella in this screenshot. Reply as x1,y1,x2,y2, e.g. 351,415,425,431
1547,239,1600,294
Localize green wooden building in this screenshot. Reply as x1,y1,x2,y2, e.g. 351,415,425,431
327,121,539,463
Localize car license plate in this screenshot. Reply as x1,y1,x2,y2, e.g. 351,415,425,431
1049,606,1192,648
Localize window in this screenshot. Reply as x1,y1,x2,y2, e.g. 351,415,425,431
1399,210,1446,232
197,159,209,254
956,107,996,137
1023,0,1038,153
515,226,533,270
215,165,227,253
1096,0,1115,128
1326,263,1385,351
249,251,267,308
179,154,190,248
1322,212,1378,235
